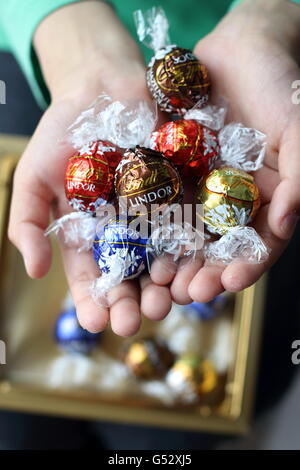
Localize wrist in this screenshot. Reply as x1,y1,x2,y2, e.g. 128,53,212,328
217,0,300,53
33,1,147,101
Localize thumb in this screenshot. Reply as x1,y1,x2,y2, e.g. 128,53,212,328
8,165,53,278
268,120,300,240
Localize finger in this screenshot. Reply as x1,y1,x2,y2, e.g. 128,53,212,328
222,204,287,291
149,254,178,285
269,120,300,240
60,244,109,333
8,168,53,278
139,274,172,321
188,264,225,303
253,165,279,205
170,256,204,304
7,103,77,279
107,281,141,337
269,179,300,240
221,259,267,292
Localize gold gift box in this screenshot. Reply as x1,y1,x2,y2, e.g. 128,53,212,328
0,135,266,434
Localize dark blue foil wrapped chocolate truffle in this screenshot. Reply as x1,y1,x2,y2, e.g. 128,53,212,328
184,294,228,321
93,217,149,280
55,307,101,354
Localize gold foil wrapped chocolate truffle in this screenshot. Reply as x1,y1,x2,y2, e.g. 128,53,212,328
123,337,174,379
195,167,260,235
166,354,218,403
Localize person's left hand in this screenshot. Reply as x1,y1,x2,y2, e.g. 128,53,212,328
150,0,300,303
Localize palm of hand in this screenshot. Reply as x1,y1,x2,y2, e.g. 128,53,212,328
9,72,177,336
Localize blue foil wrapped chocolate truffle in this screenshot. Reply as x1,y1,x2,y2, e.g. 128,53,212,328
184,294,228,321
55,307,101,354
93,217,149,280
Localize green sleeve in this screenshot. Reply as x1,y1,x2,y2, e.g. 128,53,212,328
0,0,231,108
0,0,83,108
1,0,299,109
230,0,300,9
0,27,9,51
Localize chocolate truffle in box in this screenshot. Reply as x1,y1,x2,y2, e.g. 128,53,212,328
134,7,210,115
166,354,218,404
151,119,219,177
65,140,122,213
93,217,149,281
123,337,174,379
184,293,228,321
115,146,183,216
196,167,261,236
55,306,101,355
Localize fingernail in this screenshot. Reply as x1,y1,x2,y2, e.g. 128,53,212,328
282,213,299,239
20,243,30,274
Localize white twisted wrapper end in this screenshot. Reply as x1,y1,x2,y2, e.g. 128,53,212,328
90,259,127,305
204,226,270,264
45,212,98,252
68,94,112,150
139,381,176,406
68,93,157,150
133,7,171,52
97,99,157,148
149,222,204,263
218,123,266,171
184,103,227,131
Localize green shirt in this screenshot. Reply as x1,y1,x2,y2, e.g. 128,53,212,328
0,0,299,107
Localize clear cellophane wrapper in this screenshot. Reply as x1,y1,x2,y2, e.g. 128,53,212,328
45,95,201,303
134,6,171,53
46,93,270,307
46,93,158,248
184,102,269,264
45,294,232,406
90,210,204,305
47,92,157,239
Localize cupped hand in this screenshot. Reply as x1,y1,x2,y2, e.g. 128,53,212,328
151,0,300,303
8,1,172,336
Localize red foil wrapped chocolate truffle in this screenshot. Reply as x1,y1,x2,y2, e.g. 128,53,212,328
147,45,210,115
151,119,219,177
65,140,123,213
115,146,183,215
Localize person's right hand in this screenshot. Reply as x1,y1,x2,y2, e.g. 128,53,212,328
8,1,172,337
